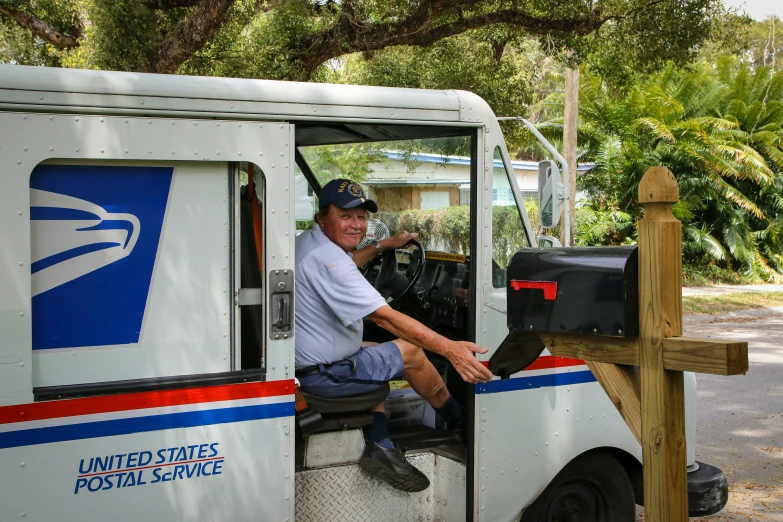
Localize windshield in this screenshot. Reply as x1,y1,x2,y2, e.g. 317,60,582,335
295,135,533,278
297,136,473,255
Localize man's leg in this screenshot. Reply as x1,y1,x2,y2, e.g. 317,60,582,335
362,338,455,446
353,341,430,492
394,339,450,407
392,339,466,429
359,341,397,447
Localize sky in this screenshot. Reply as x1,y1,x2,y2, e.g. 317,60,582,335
722,0,783,20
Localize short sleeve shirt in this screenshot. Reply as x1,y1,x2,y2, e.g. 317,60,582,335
294,225,388,369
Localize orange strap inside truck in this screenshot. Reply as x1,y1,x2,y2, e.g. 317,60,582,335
247,163,264,273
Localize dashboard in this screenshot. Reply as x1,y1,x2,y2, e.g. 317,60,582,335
400,251,472,338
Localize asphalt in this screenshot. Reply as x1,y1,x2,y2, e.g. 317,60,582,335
635,293,783,521
682,284,783,297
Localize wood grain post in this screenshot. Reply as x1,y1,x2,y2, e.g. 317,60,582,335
637,167,688,521
586,361,642,445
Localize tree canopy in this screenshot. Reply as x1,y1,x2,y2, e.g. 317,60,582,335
4,0,779,283
2,0,722,83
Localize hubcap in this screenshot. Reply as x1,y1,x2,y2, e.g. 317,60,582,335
544,481,609,522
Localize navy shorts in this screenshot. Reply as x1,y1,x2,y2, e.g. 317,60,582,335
298,341,404,398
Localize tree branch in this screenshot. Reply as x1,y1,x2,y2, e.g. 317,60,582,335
622,0,667,20
153,0,236,74
295,1,606,80
492,39,506,66
142,0,202,9
0,1,82,48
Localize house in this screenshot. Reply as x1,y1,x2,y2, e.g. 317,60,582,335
365,151,591,211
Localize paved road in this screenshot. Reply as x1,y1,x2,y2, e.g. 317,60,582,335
683,284,783,297
636,306,783,520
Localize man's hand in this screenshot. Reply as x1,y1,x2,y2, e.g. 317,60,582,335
381,231,419,250
446,341,493,384
351,230,419,268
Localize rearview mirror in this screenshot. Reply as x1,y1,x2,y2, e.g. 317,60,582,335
537,160,564,229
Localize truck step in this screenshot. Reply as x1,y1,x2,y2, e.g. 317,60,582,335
295,452,466,522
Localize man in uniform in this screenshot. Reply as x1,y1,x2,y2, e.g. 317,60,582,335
295,178,493,492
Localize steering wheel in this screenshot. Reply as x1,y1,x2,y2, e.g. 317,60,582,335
365,239,426,308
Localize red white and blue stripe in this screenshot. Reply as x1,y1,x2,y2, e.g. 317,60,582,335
476,356,596,394
0,380,295,450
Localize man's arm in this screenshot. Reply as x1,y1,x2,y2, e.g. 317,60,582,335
368,305,493,384
351,231,419,267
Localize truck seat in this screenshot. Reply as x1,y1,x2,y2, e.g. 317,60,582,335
300,384,389,433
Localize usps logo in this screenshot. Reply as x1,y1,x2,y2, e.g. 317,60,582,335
30,165,173,350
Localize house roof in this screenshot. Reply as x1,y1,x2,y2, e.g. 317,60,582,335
381,151,593,172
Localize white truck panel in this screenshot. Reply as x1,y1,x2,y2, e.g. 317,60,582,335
476,370,640,522
0,383,294,522
261,124,297,385
0,65,465,124
0,65,460,111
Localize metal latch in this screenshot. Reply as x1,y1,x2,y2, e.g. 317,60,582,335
269,269,294,340
238,288,263,306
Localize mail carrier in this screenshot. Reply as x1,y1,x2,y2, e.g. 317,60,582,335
0,65,727,521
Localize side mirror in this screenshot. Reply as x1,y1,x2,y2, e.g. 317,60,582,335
537,235,562,248
537,160,564,229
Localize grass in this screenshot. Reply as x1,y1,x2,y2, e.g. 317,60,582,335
682,291,783,315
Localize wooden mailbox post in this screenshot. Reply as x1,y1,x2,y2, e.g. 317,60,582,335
540,167,749,521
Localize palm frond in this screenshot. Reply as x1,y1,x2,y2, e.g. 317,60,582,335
637,117,677,143
684,224,727,261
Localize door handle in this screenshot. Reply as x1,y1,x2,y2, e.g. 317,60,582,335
269,269,294,340
272,293,290,329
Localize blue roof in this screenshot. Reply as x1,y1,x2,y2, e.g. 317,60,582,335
382,150,592,172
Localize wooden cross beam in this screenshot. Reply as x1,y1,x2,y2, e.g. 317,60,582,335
540,167,749,522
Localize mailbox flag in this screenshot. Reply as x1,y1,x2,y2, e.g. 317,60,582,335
510,280,558,301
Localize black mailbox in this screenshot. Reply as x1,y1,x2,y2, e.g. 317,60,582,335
506,246,639,338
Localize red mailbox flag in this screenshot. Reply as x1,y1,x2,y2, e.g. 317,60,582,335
509,280,558,301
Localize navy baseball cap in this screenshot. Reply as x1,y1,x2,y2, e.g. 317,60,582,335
319,179,378,213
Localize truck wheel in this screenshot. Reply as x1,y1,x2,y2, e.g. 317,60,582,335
521,451,635,522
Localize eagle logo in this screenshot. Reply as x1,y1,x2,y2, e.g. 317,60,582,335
30,189,141,297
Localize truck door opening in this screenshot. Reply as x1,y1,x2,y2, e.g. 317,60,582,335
292,126,477,461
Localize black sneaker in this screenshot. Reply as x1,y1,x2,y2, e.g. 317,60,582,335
359,442,430,492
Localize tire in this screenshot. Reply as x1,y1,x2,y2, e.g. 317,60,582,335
521,451,635,522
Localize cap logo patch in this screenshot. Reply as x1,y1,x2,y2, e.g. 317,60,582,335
337,181,364,198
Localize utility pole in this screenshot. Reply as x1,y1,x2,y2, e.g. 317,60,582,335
773,17,776,71
562,52,579,246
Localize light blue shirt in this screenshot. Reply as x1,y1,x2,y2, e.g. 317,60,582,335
294,225,388,369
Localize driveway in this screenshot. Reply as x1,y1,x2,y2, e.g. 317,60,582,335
636,306,783,521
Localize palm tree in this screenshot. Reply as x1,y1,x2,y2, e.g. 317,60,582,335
543,58,783,280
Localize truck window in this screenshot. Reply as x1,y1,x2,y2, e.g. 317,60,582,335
491,146,530,288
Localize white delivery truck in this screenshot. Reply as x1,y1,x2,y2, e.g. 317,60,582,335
0,65,727,522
